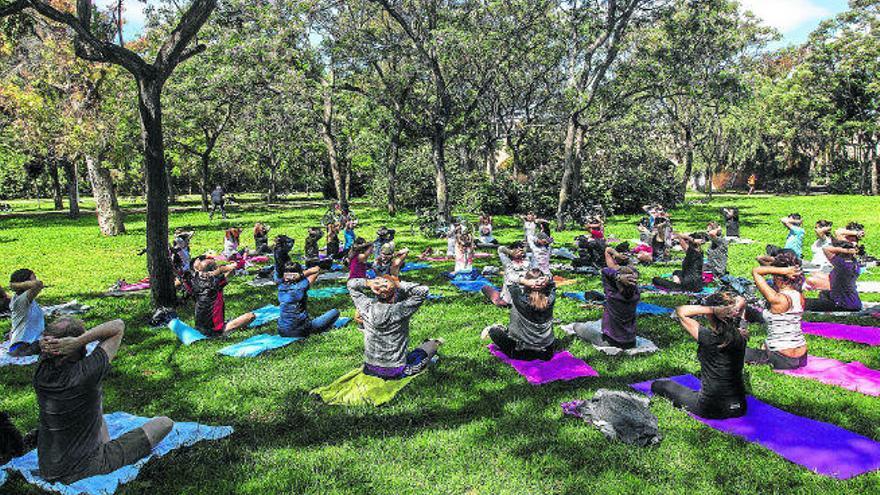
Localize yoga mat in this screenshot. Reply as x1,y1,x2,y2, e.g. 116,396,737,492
801,321,880,347
639,285,716,296
474,252,493,259
248,305,281,328
218,334,301,358
168,319,208,346
450,278,496,293
307,287,349,299
335,317,352,328
401,262,431,272
488,344,598,385
421,257,449,262
561,293,672,316
316,272,348,282
777,356,880,397
311,368,418,406
1,412,233,495
553,276,578,288
631,374,880,479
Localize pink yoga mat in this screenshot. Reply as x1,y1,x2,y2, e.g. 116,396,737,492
488,344,598,385
778,356,880,397
801,321,880,346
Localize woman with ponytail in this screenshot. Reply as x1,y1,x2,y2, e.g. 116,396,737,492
747,251,807,369
481,269,557,361
651,292,748,419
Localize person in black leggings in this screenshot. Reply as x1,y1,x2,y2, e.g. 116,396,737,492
651,292,748,419
651,233,707,292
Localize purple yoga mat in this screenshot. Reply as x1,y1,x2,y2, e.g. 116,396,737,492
631,374,880,479
802,321,880,346
778,356,880,397
488,344,598,385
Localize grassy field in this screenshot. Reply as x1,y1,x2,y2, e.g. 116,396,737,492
1,193,879,494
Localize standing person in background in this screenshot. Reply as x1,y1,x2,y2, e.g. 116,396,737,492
209,185,227,220
747,174,757,195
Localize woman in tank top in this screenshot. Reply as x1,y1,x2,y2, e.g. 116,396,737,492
746,251,807,370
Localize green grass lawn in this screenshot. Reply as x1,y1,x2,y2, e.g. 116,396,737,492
1,193,879,494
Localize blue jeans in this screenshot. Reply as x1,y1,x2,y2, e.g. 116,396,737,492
279,309,340,338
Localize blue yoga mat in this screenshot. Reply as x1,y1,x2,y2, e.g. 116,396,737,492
168,319,207,346
218,334,301,358
401,262,431,272
562,293,672,315
308,287,349,299
335,317,352,328
248,305,281,328
631,375,880,479
1,412,232,495
451,278,496,293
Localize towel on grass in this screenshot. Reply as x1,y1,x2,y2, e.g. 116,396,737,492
552,248,576,260
1,412,233,495
307,287,349,299
630,374,880,480
218,334,301,358
561,390,662,447
246,277,276,287
44,300,91,319
777,356,880,397
593,336,659,356
451,277,496,293
311,368,419,406
488,344,598,385
726,237,755,245
168,319,208,346
801,321,880,346
335,317,352,328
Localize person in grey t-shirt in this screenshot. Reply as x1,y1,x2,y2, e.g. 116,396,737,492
706,222,729,279
481,269,557,361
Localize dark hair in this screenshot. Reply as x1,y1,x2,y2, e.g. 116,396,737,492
691,232,710,242
832,239,855,250
702,291,744,348
42,317,87,362
350,238,372,256
816,220,832,228
771,251,804,290
789,213,802,220
847,222,864,232
10,269,34,285
508,240,525,250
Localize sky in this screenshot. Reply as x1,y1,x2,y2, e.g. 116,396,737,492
99,0,850,48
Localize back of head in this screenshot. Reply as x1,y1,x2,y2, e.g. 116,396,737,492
523,268,551,311
41,317,87,363
702,291,744,347
816,220,832,229
847,222,864,232
10,269,34,291
770,251,804,290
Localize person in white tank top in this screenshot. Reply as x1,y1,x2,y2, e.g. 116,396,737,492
745,252,808,370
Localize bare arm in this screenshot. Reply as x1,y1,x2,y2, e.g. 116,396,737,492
9,279,44,303
604,247,620,270
834,228,864,241
822,245,857,262
304,266,321,285
752,266,798,312
675,305,714,340
41,319,125,362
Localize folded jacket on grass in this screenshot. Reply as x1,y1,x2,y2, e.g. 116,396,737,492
168,319,208,346
218,334,302,358
488,344,598,385
0,412,233,495
776,356,880,397
801,321,880,346
311,368,419,406
631,374,880,479
248,305,281,328
307,287,350,299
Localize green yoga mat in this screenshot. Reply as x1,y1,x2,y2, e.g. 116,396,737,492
311,368,418,406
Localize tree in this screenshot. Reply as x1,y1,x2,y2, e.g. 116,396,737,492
2,0,217,306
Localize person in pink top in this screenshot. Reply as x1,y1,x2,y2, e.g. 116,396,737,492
348,238,373,279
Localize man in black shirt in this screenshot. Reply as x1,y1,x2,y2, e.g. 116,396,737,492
34,318,173,484
651,233,706,292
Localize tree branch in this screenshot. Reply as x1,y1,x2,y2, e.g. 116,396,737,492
154,0,217,76
0,0,27,17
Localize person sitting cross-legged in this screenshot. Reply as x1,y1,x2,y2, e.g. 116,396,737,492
347,276,443,379
482,241,531,308
481,269,558,361
34,318,174,484
191,256,256,337
276,261,340,338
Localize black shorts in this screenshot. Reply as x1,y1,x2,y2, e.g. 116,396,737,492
56,427,152,484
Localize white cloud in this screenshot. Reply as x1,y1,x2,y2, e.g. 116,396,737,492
739,0,830,33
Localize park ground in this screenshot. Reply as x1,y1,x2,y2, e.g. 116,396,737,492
1,193,879,494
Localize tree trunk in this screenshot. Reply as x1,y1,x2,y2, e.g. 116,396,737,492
200,153,210,211
387,128,400,216
871,138,878,196
63,159,80,218
48,159,64,210
321,74,347,209
137,77,176,308
432,130,450,222
85,155,126,236
680,126,694,201
556,114,579,229
166,161,176,205
267,157,278,203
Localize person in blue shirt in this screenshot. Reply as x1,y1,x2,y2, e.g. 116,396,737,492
275,262,341,338
343,219,358,254
762,214,806,261
6,268,45,356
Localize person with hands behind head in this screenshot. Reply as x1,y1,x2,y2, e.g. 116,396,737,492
566,247,641,350
747,252,807,369
705,222,729,279
347,275,442,379
348,238,374,279
767,214,805,259
276,261,340,338
651,292,748,419
651,233,706,292
191,256,255,337
6,268,46,357
481,269,557,361
804,240,864,312
35,318,173,484
374,243,410,277
483,241,531,308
